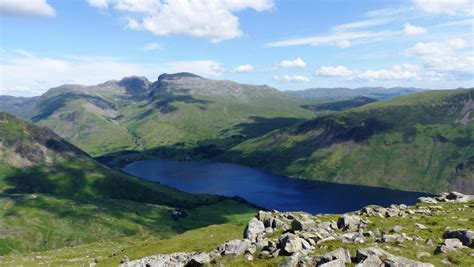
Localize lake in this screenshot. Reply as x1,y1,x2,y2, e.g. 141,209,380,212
123,160,432,214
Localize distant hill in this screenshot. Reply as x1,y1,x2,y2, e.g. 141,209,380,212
302,96,378,112
0,73,316,157
220,89,474,194
286,87,426,101
0,112,256,254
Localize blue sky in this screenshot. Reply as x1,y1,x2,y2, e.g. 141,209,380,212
0,0,473,96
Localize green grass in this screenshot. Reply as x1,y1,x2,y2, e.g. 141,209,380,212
3,199,472,266
0,194,255,266
0,112,258,258
220,89,474,194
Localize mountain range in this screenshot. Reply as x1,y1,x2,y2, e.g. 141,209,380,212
1,74,472,195
286,87,426,100
0,73,316,157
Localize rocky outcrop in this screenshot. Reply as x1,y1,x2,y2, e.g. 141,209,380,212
123,192,473,266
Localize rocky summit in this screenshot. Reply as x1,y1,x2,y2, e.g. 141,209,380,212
122,192,473,266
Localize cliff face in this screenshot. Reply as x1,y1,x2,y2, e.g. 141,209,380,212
125,192,474,266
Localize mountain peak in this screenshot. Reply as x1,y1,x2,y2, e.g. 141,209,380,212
157,72,202,82
118,76,151,96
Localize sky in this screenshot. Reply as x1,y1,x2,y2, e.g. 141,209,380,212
0,0,473,96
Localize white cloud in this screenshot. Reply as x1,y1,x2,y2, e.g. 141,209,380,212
272,75,309,82
266,30,398,48
406,38,467,57
143,42,162,51
403,23,427,36
357,67,418,81
332,18,394,32
87,0,109,9
0,0,55,17
278,57,306,68
316,66,353,77
115,0,160,13
0,50,222,96
233,64,254,73
337,40,352,48
90,0,274,42
405,38,473,79
414,0,474,16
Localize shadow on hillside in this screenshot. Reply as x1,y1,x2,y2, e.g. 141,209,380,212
2,162,226,209
96,116,306,167
0,193,256,255
31,92,115,122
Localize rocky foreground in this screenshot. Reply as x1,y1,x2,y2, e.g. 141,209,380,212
122,192,473,266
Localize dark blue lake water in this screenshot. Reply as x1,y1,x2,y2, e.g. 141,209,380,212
123,160,431,214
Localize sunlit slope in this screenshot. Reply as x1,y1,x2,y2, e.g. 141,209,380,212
221,89,474,194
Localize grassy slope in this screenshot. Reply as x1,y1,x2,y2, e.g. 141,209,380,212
0,113,257,255
16,77,316,157
220,89,474,194
3,198,472,266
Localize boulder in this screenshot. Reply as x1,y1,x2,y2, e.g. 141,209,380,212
244,218,265,241
291,218,317,232
337,215,366,231
417,197,437,204
355,255,383,267
356,247,433,267
320,248,351,264
319,259,345,267
186,253,210,267
258,211,272,222
221,239,251,256
446,192,471,202
444,238,464,249
444,229,474,247
279,233,303,255
278,253,300,267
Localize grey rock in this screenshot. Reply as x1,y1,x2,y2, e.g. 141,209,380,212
356,255,383,267
418,197,438,204
337,215,366,231
291,218,317,232
356,247,433,267
258,211,272,222
443,238,464,250
222,239,251,256
187,253,210,266
244,218,265,241
300,238,313,250
319,259,345,267
321,248,351,264
279,233,303,255
259,250,272,259
278,253,300,267
444,229,474,247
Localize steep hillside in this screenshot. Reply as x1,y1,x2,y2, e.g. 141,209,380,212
302,96,378,112
0,73,316,156
0,112,256,254
287,87,426,101
221,89,474,194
